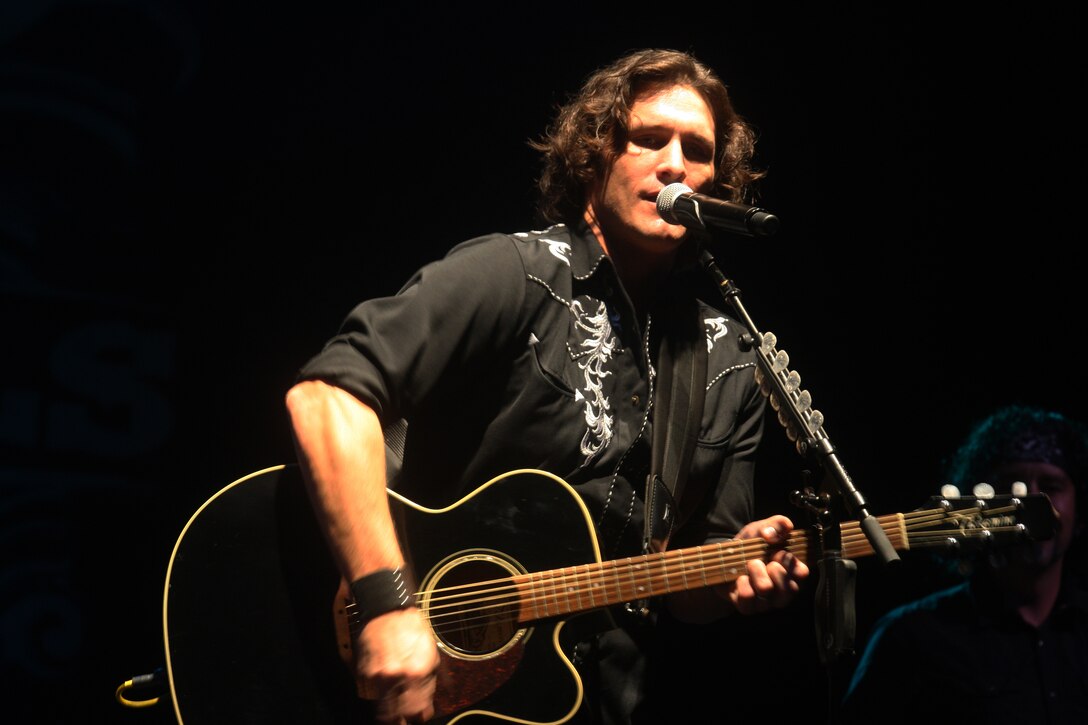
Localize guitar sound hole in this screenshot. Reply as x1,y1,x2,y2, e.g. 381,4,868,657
428,556,521,657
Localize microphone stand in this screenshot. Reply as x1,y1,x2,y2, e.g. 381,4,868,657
697,245,900,718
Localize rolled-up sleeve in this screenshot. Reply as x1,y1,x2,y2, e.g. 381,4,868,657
295,234,527,423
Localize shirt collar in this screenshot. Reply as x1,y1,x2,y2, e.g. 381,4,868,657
563,220,611,281
563,219,707,288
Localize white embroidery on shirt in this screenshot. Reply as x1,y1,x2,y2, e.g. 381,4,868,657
539,238,572,265
706,361,756,391
571,298,615,465
515,224,566,238
704,316,729,352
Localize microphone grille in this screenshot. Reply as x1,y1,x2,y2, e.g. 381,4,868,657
656,183,693,224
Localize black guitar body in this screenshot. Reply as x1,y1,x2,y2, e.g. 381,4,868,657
164,465,366,724
163,465,608,725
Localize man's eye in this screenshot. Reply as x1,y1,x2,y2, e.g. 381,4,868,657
632,135,662,149
684,144,714,163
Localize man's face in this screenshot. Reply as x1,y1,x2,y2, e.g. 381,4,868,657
990,461,1079,569
587,85,717,257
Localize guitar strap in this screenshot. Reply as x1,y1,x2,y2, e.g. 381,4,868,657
644,293,707,555
384,417,408,488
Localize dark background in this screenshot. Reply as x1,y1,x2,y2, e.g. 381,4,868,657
1,2,1080,723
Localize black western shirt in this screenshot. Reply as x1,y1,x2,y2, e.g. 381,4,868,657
297,221,765,565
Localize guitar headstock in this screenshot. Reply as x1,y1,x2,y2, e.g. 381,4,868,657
910,493,1058,553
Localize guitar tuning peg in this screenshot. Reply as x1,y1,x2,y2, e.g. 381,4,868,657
940,484,961,498
785,370,801,393
1011,481,1028,496
771,349,789,373
807,409,824,429
768,392,781,411
972,482,995,499
797,390,812,410
760,331,778,353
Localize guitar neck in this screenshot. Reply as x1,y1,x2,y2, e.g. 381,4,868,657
506,519,899,621
499,499,1036,622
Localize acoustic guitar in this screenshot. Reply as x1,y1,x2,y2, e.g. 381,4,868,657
161,464,1056,724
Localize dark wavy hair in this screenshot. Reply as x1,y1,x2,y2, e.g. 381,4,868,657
529,48,766,226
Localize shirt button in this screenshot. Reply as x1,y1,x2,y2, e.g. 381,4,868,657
631,394,640,406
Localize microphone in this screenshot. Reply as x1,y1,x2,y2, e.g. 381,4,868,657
656,183,780,237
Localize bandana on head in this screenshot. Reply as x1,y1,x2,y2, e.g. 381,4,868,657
946,405,1088,503
997,428,1071,472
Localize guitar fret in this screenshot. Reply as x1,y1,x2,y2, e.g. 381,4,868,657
722,542,741,578
553,569,565,613
529,572,544,620
697,546,708,587
610,559,623,606
591,562,600,604
537,570,548,613
618,557,629,601
543,571,557,617
630,557,645,599
565,565,579,612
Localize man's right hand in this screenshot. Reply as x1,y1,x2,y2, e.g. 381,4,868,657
358,607,441,724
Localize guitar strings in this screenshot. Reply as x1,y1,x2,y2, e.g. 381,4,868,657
382,501,1035,637
413,500,1027,631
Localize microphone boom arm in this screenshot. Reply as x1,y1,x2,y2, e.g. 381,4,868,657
699,248,900,566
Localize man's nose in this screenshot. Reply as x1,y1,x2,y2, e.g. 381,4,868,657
658,139,687,178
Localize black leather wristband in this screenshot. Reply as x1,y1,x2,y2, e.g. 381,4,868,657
349,568,415,627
